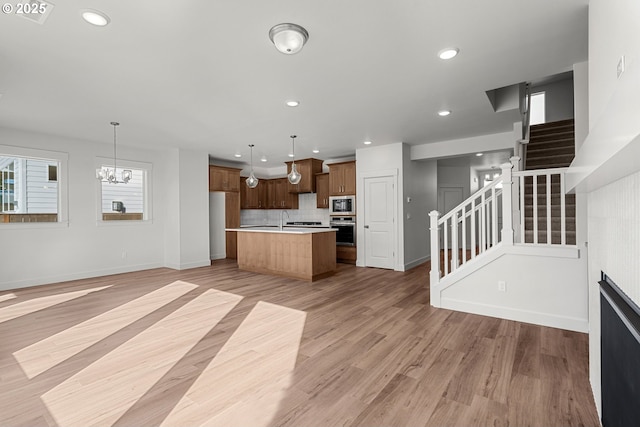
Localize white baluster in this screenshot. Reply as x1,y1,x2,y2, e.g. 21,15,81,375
501,162,514,246
429,210,441,287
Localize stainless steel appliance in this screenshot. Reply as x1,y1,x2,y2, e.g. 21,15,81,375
329,195,355,215
330,216,356,246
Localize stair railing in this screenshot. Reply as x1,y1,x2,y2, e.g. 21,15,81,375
513,167,573,245
430,161,514,285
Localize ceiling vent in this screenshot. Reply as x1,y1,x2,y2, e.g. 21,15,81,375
17,0,55,25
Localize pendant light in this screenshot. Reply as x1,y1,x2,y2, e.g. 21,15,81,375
287,135,302,185
246,144,259,188
96,122,132,184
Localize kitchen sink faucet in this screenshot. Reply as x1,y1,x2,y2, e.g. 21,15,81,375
279,210,290,229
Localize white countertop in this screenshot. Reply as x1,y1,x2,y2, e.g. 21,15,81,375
227,227,336,234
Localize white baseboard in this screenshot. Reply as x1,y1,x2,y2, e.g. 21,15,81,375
210,252,226,260
404,256,430,271
0,262,164,292
441,297,589,333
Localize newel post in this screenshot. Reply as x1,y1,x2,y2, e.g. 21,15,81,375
501,162,514,246
429,210,441,306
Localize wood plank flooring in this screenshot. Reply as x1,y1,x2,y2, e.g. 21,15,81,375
0,260,600,427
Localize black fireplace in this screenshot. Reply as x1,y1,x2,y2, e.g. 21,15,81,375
599,273,640,427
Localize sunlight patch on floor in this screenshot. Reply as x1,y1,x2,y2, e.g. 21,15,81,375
41,288,243,427
0,293,17,303
0,286,111,324
14,280,198,378
161,301,306,427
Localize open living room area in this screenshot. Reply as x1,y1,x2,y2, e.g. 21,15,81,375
2,0,640,426
1,261,600,426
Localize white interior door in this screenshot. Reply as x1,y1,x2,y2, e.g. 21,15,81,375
364,176,395,269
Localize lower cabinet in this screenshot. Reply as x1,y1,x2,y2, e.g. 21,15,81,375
336,246,356,264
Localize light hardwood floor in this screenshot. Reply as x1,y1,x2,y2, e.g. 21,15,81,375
0,260,600,427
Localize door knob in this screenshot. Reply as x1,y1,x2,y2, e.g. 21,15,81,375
364,225,369,229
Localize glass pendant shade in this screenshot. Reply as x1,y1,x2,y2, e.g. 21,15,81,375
287,135,302,184
246,172,258,188
269,23,309,55
246,144,259,188
288,163,302,185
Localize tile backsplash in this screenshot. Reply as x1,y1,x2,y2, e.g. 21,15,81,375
241,193,330,225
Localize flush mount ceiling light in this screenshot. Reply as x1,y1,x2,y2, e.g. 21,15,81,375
438,110,451,116
438,48,459,60
312,148,320,154
260,156,268,162
287,135,302,185
81,9,110,26
96,122,132,184
476,152,484,157
363,140,372,145
246,144,259,189
269,23,309,55
286,100,300,107
234,152,242,158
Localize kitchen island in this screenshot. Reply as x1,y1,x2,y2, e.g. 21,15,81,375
226,227,336,281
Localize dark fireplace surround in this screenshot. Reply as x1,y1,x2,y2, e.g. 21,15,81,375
599,273,640,427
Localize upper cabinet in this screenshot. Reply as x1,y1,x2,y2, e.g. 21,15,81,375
285,158,324,193
209,166,241,192
240,180,267,209
316,173,329,208
328,161,356,195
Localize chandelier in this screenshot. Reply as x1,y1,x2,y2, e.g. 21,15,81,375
96,122,132,184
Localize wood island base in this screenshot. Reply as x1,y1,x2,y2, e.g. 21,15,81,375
235,229,336,281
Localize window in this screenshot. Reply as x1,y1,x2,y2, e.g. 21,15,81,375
0,146,67,224
96,159,151,222
529,91,545,125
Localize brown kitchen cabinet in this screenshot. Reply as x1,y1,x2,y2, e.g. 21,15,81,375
225,191,240,259
285,158,324,193
316,173,329,208
209,166,241,192
336,246,357,264
269,178,299,209
329,161,356,195
240,179,267,209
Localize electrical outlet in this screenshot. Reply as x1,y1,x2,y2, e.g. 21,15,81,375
617,55,625,78
498,280,506,292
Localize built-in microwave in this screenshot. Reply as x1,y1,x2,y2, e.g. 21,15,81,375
329,195,355,215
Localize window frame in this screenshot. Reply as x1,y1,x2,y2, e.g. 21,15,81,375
95,156,153,226
0,144,68,229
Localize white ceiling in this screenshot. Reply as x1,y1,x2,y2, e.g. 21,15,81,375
0,0,588,167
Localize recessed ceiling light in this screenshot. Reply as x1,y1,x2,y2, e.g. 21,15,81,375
286,100,300,107
288,153,295,158
234,153,242,158
81,10,110,27
260,156,268,162
438,110,451,116
312,148,320,154
363,140,372,145
438,48,459,60
476,152,483,157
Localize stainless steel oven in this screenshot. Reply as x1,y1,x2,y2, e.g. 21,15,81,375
330,216,356,246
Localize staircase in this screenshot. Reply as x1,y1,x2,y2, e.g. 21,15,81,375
522,119,576,244
427,118,585,332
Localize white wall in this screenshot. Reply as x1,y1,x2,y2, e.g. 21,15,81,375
411,131,514,161
439,247,589,332
403,148,437,270
580,0,640,416
573,61,589,152
0,127,167,290
532,78,575,123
